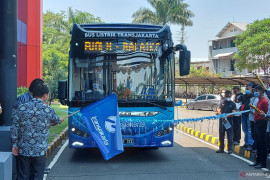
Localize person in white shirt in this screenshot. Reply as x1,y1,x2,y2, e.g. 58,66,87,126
249,84,259,152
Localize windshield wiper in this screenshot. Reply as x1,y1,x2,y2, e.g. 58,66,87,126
147,101,167,110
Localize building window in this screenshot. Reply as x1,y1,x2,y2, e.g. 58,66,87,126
230,40,236,47
230,29,234,32
234,29,237,32
230,60,235,71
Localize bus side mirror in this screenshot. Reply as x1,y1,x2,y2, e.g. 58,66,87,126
176,44,191,76
58,80,67,105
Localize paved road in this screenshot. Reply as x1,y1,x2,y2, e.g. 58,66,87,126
45,130,265,180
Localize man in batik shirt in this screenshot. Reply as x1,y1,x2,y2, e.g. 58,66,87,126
11,83,64,180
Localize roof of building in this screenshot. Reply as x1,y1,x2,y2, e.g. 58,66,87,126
212,52,235,59
175,76,270,86
191,58,209,63
209,35,235,42
216,22,249,38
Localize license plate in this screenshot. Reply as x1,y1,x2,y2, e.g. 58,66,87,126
123,138,134,144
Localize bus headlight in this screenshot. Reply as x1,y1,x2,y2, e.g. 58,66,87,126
156,126,173,137
119,111,160,117
71,127,90,138
72,141,84,147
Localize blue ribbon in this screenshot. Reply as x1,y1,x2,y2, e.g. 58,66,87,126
62,110,251,124
174,110,251,124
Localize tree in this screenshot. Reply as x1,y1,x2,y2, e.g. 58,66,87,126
43,8,103,104
179,66,219,78
43,45,66,105
43,8,103,47
61,7,103,44
233,18,270,74
132,0,194,39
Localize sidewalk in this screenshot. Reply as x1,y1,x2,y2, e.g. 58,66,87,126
175,107,245,146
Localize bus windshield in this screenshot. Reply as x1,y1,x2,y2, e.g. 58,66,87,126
69,51,173,105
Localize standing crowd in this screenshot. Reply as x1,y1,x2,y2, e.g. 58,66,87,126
216,77,270,169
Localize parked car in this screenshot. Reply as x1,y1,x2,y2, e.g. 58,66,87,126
186,94,221,111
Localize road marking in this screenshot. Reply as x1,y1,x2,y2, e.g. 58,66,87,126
43,140,69,180
178,130,254,164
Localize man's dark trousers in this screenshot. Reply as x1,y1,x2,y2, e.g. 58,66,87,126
17,154,46,180
255,120,267,165
219,118,233,151
233,115,241,143
250,121,256,149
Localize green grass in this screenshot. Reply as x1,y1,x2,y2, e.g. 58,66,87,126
48,103,68,143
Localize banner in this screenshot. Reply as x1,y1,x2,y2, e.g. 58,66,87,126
80,94,123,160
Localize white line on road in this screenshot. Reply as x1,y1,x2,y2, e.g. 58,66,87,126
43,140,69,180
178,130,254,164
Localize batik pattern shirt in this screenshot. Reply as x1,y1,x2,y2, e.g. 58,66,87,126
10,98,61,157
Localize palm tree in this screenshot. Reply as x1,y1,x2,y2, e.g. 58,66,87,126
132,0,194,43
60,7,103,44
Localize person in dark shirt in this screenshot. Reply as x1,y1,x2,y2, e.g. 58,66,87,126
238,84,254,151
249,85,269,168
216,90,236,154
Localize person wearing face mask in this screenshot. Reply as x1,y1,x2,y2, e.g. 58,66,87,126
249,85,269,169
231,86,243,146
220,89,226,101
238,84,254,151
249,83,259,152
216,90,236,154
261,77,270,155
86,80,105,99
262,76,270,89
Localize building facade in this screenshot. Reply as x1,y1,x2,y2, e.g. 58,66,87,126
209,22,248,77
190,58,211,70
17,0,42,87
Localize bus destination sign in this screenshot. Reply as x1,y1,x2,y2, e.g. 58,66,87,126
84,41,160,53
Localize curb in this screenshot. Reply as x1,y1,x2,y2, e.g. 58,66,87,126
176,124,258,163
46,127,68,159
176,105,186,109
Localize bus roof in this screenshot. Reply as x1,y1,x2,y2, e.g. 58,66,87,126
75,23,167,32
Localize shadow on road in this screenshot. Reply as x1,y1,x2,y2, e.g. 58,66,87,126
70,147,169,163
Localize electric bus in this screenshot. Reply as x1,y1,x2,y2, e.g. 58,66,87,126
58,23,190,148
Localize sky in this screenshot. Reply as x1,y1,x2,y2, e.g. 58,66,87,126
43,0,270,59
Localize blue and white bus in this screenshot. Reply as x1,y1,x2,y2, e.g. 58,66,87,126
58,23,190,149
